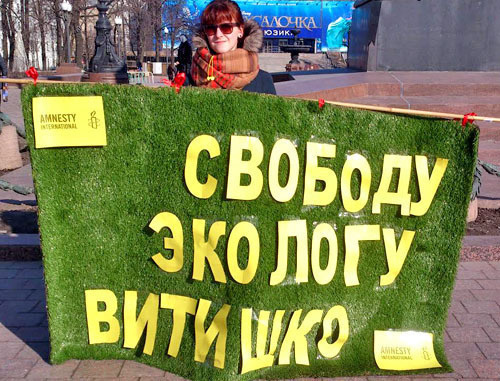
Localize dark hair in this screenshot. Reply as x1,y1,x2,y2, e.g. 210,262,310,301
201,0,244,27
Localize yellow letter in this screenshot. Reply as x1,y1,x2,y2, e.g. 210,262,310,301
226,135,264,200
194,299,231,369
192,219,227,283
270,220,308,285
372,155,412,215
318,305,349,358
410,156,449,216
268,139,300,202
311,223,338,285
380,229,415,286
85,289,120,344
149,212,183,273
341,153,372,212
123,291,159,355
184,135,220,199
227,221,260,284
303,142,337,206
344,225,381,287
160,293,197,357
240,309,285,374
278,309,323,365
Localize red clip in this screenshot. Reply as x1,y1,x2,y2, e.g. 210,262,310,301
462,112,477,127
25,67,39,85
318,98,325,109
173,72,186,93
162,73,186,93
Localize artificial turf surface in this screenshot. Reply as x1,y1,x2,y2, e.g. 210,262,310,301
22,83,478,380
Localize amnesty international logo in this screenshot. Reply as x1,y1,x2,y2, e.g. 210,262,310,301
89,111,100,129
33,95,107,148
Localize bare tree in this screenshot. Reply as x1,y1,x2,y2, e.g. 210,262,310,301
81,0,95,68
1,0,16,70
1,1,9,60
0,0,189,72
54,0,64,66
71,0,85,66
149,0,164,62
124,0,194,67
32,0,52,70
125,0,148,66
20,0,30,66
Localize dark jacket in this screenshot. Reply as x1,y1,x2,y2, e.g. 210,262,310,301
177,41,193,83
243,70,276,95
177,41,192,67
192,20,276,95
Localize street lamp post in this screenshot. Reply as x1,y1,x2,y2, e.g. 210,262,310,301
114,16,122,58
164,27,169,77
60,0,73,63
164,27,169,64
85,0,128,84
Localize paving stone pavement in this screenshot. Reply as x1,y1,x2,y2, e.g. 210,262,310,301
1,261,500,380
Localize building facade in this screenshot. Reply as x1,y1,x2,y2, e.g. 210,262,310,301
185,0,354,53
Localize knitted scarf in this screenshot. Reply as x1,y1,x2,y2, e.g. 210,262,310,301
191,47,259,90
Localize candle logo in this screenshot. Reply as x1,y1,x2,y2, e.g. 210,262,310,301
89,111,100,129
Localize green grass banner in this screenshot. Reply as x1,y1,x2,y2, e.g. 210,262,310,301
22,84,478,380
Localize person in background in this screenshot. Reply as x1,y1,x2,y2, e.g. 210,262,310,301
175,34,192,85
191,0,276,95
0,54,8,107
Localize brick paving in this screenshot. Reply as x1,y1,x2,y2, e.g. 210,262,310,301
0,261,499,380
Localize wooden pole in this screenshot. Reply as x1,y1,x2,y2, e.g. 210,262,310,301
2,78,82,85
299,97,500,123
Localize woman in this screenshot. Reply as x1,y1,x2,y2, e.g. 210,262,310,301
191,0,276,95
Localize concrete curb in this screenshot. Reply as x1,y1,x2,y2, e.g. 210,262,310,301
478,198,500,209
463,235,500,247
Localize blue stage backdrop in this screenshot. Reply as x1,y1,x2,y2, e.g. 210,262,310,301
184,0,354,51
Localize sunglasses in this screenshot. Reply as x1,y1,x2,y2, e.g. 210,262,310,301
204,23,240,36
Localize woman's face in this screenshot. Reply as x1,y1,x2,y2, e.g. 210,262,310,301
205,20,243,54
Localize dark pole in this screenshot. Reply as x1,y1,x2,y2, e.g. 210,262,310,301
114,25,118,56
122,22,126,61
64,12,71,63
116,28,120,58
86,0,128,83
115,16,122,58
